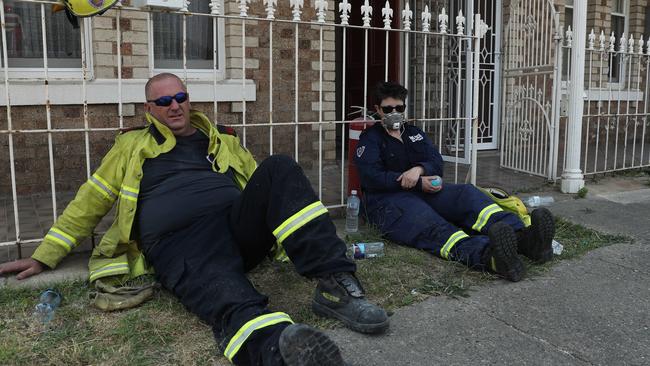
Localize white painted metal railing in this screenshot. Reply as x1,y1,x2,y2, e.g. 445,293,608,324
500,0,562,181
0,0,486,259
559,27,650,176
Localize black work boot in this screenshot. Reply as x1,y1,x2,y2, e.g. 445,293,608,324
483,222,525,282
312,272,389,334
517,207,555,263
279,324,347,366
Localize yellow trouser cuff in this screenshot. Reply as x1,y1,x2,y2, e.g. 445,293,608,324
440,230,470,259
272,201,328,244
472,203,503,232
224,312,294,362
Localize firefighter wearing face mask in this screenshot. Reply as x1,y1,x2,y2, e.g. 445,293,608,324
354,82,556,281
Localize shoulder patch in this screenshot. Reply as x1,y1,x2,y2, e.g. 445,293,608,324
217,124,238,137
408,133,424,142
119,125,147,134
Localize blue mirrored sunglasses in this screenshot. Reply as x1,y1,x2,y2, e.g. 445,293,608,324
147,92,189,107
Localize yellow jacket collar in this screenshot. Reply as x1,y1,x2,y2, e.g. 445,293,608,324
144,111,224,171
144,110,217,144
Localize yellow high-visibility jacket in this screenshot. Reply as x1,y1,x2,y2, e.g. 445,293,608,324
31,110,257,283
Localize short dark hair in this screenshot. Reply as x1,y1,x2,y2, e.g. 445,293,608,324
374,81,408,106
145,73,186,100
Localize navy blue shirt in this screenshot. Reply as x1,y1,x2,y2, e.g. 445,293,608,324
135,130,241,243
354,123,444,193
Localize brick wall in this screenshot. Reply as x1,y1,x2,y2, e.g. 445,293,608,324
0,1,338,196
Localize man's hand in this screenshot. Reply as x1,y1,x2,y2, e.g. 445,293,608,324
421,176,443,194
0,258,45,280
397,166,424,189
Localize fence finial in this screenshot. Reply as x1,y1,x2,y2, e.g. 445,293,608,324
609,32,616,52
210,0,221,15
638,35,644,55
566,26,573,47
619,33,627,53
338,0,351,25
647,36,650,56
181,0,189,12
599,30,606,51
382,1,393,29
438,7,448,34
291,0,304,21
361,0,373,27
264,0,277,19
421,5,431,32
238,0,251,17
588,29,595,50
402,3,412,31
628,34,634,54
476,18,489,38
455,9,465,35
315,0,328,23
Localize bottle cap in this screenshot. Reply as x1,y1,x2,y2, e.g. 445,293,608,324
351,190,357,195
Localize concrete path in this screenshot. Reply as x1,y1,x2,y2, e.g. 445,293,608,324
330,176,650,366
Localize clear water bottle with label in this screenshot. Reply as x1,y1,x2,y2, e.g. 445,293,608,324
348,242,385,259
346,190,361,233
33,289,62,325
552,239,564,255
525,196,555,208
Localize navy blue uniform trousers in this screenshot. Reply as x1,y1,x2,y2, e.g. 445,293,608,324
365,183,524,268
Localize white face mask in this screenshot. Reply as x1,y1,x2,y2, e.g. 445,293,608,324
383,111,404,130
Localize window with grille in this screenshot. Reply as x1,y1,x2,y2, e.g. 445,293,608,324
0,1,85,70
609,0,627,83
153,1,221,71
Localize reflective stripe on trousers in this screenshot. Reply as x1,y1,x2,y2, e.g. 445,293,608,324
223,312,294,362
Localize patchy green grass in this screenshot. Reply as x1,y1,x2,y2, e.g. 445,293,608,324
0,280,217,366
525,217,631,276
0,218,631,365
576,187,588,199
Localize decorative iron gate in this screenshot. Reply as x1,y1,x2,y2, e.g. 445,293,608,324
500,0,561,179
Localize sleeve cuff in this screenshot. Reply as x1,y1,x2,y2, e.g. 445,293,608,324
32,242,68,269
416,162,434,176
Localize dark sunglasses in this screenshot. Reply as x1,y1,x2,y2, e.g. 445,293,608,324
147,92,189,107
381,105,406,113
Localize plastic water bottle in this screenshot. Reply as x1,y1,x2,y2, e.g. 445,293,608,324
346,190,361,233
526,196,555,208
430,176,442,189
33,289,62,325
348,242,385,259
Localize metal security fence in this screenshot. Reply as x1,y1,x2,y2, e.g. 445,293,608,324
0,0,487,259
559,28,650,176
500,0,562,180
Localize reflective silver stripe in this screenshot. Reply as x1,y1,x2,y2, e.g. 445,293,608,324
89,176,117,199
440,231,469,259
472,203,503,232
224,312,293,361
46,231,74,251
273,202,327,244
120,189,138,198
89,263,129,282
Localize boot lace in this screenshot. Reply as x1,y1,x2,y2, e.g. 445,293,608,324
333,272,363,297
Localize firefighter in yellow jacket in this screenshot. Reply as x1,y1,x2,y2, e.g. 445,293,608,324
0,73,388,366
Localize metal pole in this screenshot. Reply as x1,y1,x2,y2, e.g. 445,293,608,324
464,0,474,164
471,14,482,185
560,0,586,193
